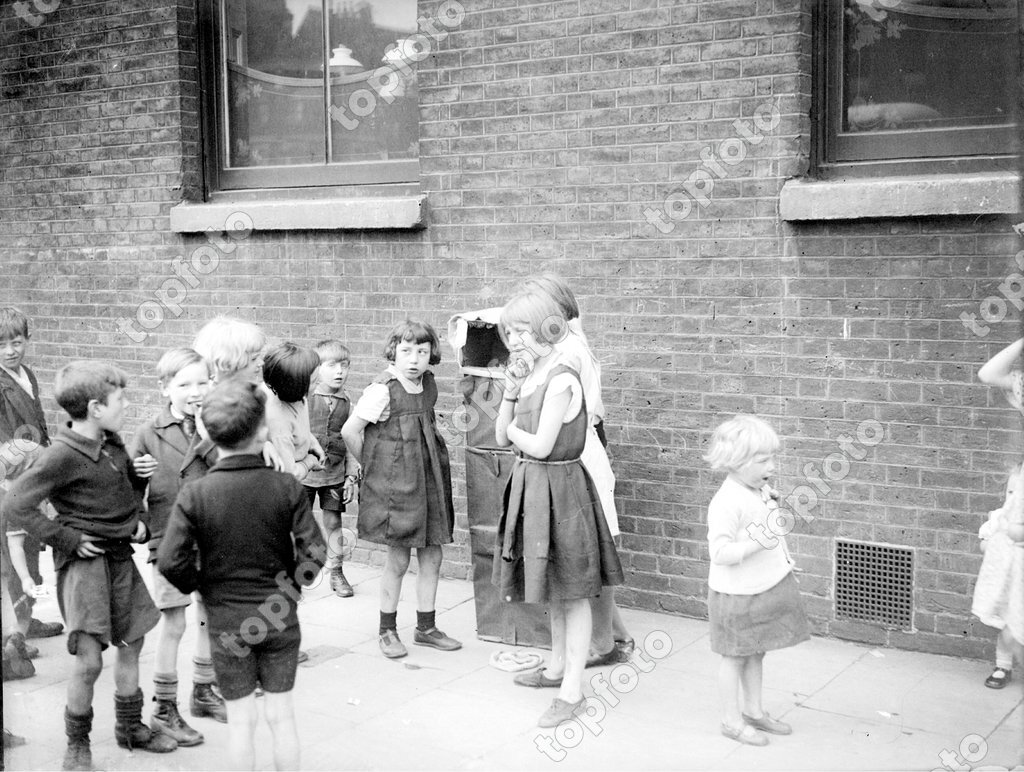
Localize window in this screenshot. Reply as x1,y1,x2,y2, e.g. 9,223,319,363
200,0,421,192
820,0,1018,168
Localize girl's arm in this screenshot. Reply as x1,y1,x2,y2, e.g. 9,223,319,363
978,337,1023,391
341,414,369,469
506,384,572,460
707,495,770,566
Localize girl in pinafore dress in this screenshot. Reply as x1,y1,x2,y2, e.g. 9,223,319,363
341,320,461,660
704,415,809,747
494,291,623,729
974,337,1024,689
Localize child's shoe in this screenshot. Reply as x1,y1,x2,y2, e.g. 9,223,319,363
26,618,63,638
151,699,203,746
330,566,354,597
190,682,227,723
62,707,93,771
413,626,462,651
114,690,178,753
2,633,36,681
984,667,1011,689
379,629,408,658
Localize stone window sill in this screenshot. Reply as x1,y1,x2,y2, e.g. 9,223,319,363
779,172,1019,221
169,194,426,232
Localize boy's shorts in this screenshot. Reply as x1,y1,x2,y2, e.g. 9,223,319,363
211,623,301,700
151,564,192,611
58,554,160,655
306,484,345,515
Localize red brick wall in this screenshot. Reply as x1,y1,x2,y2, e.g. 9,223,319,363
2,0,1020,659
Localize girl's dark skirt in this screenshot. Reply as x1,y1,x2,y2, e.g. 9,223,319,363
708,571,810,657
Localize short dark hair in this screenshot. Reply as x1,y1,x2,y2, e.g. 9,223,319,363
0,307,30,341
383,320,441,365
262,343,320,403
201,379,265,451
54,361,128,420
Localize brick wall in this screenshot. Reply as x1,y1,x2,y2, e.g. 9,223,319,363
1,0,1020,659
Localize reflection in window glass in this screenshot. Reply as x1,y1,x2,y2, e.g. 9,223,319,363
842,0,1016,134
221,0,417,170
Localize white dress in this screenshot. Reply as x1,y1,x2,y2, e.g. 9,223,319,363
971,465,1024,646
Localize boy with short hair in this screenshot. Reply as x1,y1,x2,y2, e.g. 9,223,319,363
157,379,325,771
2,361,177,771
304,339,358,597
0,306,63,642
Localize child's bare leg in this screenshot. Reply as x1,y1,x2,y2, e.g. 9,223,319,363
546,600,567,679
739,652,765,718
194,602,212,660
68,635,104,715
589,588,615,657
414,545,442,611
717,655,745,728
559,598,591,703
321,510,343,569
113,637,144,696
224,693,258,771
263,690,299,771
995,627,1015,670
155,607,186,674
380,547,411,613
611,598,631,642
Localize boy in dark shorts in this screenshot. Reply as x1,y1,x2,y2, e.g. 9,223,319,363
2,361,177,771
157,379,325,771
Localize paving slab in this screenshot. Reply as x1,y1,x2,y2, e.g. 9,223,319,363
3,553,1021,771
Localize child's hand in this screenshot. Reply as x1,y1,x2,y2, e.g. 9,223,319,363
76,534,106,558
131,521,149,543
263,441,285,471
133,454,158,478
342,477,357,504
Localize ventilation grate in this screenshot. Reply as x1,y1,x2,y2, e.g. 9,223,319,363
834,540,914,629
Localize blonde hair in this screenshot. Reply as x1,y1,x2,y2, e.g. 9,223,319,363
703,414,780,472
192,316,265,379
155,347,209,384
521,274,580,321
498,292,569,352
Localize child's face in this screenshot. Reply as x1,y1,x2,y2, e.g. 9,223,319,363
316,357,349,393
734,452,775,490
93,387,129,433
393,339,431,383
224,349,264,384
504,322,545,359
162,361,211,418
1,335,28,372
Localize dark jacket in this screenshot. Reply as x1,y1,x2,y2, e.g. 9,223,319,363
157,454,325,633
0,365,49,445
130,406,192,560
2,425,147,570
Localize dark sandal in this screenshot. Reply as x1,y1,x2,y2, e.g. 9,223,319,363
984,667,1011,689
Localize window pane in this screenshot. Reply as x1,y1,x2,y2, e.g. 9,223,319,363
842,1,1016,134
223,0,326,168
327,1,418,164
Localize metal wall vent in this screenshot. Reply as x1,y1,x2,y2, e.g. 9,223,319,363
834,540,914,629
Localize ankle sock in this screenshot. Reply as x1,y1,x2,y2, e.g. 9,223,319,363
192,656,215,685
153,673,177,702
379,611,397,635
416,610,435,632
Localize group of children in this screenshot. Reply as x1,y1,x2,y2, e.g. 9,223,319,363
1,276,1022,767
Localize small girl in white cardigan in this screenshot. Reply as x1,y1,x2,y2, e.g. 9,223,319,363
704,415,810,747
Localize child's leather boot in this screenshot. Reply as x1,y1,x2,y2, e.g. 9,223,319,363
114,690,177,753
151,698,203,746
62,707,92,771
190,681,227,723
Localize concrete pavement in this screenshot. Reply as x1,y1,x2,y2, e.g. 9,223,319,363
3,554,1022,771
